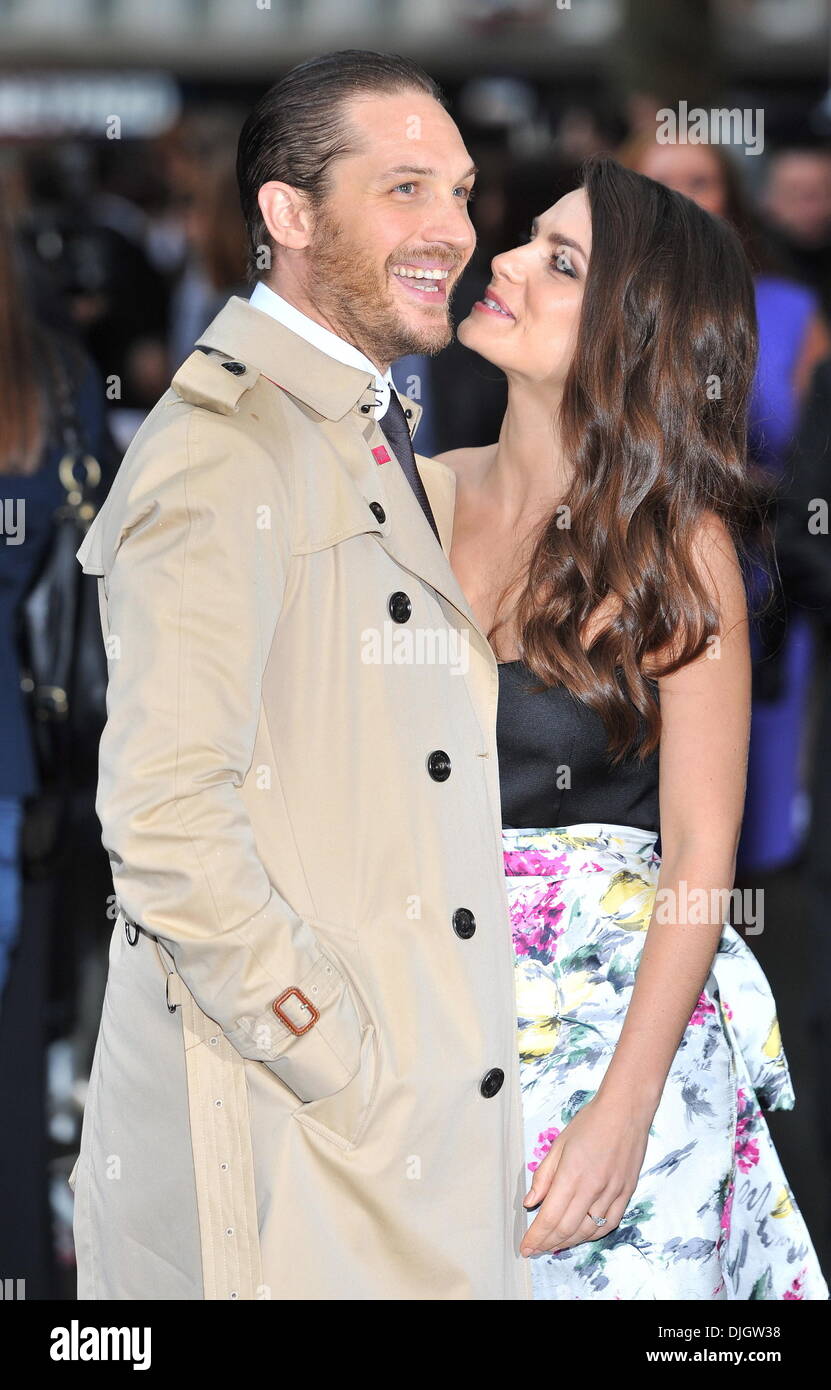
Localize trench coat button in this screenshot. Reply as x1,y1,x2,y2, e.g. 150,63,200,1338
452,908,476,939
388,591,412,624
404,407,413,419
221,360,246,375
480,1068,504,1098
360,403,371,413
369,501,386,523
426,749,451,781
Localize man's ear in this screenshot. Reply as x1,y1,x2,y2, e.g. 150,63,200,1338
257,181,314,251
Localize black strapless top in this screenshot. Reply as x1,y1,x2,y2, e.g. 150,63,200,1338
496,660,661,841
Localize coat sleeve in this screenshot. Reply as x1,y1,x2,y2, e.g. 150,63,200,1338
90,404,366,1103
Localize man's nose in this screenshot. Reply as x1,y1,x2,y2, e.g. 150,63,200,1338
420,199,476,255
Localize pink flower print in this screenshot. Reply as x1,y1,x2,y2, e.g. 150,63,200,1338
528,1125,561,1172
734,1089,761,1172
784,1267,806,1300
689,992,717,1026
511,883,566,964
504,848,571,879
735,1134,760,1173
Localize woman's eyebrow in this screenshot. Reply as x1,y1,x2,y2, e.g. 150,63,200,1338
530,218,587,259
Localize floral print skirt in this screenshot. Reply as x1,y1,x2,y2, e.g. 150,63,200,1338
504,822,829,1300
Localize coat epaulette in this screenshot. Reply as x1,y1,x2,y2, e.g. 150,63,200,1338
171,348,261,416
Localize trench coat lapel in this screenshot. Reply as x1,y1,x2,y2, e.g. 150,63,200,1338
196,296,498,717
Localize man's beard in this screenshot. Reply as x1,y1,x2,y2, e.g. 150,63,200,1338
304,203,458,364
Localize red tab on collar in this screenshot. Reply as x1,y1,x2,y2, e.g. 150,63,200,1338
372,445,391,465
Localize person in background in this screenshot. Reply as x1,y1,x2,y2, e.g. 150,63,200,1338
774,353,831,1233
762,143,831,324
619,132,831,876
0,195,107,1298
17,143,169,451
168,152,249,373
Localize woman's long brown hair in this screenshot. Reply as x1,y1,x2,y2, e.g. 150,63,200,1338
493,153,768,764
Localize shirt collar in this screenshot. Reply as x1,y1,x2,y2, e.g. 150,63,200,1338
248,281,394,419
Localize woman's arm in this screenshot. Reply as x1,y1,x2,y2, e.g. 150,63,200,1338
595,511,751,1115
520,512,751,1257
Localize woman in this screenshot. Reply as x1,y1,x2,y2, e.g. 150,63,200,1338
0,201,105,1003
618,134,831,875
439,153,828,1299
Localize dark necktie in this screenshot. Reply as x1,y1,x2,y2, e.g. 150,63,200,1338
378,391,441,544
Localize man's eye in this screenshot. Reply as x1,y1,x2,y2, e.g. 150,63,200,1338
393,183,416,194
455,186,476,201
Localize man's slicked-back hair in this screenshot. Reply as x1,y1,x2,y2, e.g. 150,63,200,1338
236,49,446,284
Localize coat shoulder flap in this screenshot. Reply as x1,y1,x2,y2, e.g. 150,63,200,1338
171,348,261,417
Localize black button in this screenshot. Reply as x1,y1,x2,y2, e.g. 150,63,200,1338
369,502,386,523
426,749,451,781
221,360,246,375
480,1068,504,1098
452,908,476,939
404,407,413,419
360,403,371,413
480,1068,504,1099
388,591,412,624
453,906,478,939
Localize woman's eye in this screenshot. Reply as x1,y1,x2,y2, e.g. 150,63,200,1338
551,250,576,278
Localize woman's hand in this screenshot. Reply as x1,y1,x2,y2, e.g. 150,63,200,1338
519,1090,654,1258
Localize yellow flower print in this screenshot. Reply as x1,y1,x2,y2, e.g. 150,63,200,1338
599,870,656,930
515,960,561,1061
771,1187,794,1220
763,1019,782,1061
558,967,594,1018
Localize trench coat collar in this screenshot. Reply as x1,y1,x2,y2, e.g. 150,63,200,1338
194,295,491,675
196,294,423,434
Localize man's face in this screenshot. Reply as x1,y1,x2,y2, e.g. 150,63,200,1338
300,90,477,368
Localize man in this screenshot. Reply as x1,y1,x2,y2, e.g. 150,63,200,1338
761,144,831,322
70,50,533,1300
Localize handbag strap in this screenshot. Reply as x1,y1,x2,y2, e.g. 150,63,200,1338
38,328,101,511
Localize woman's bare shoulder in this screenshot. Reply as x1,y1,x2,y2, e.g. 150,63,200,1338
432,444,497,483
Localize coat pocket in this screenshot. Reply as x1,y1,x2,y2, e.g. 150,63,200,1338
292,1020,381,1152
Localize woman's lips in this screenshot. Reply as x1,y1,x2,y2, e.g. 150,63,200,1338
473,288,515,319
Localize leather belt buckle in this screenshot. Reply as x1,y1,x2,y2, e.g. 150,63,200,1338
272,986,320,1035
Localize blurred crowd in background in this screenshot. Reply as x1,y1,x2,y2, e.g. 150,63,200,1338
2,0,831,1298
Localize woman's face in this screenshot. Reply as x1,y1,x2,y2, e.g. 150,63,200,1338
636,142,727,218
457,187,591,385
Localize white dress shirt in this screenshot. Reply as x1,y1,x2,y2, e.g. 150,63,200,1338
248,280,394,420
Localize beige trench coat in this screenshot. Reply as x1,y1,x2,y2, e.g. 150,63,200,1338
69,294,533,1300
